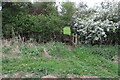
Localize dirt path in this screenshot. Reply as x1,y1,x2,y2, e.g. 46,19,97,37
2,72,35,78
42,74,99,78
2,73,99,78
41,75,57,78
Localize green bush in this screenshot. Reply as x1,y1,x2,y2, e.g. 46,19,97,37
3,12,64,42
2,2,65,42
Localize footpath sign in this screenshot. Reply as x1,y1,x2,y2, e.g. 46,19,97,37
63,26,71,35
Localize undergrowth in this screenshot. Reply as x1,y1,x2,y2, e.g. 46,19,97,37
2,38,119,78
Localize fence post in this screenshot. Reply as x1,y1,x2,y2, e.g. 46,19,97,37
72,33,78,45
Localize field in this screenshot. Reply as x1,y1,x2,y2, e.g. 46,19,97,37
2,39,119,78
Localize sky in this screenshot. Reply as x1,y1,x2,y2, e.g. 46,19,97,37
56,0,120,8
0,0,119,10
30,0,120,8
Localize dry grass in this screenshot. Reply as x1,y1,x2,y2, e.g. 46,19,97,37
43,48,52,58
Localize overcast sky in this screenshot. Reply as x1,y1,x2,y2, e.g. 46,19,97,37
31,0,120,8
57,0,120,8
0,0,119,10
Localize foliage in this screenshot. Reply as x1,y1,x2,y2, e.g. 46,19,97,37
36,14,64,41
2,1,120,44
72,1,119,45
60,2,76,25
31,2,58,15
2,2,32,37
2,2,65,42
2,2,32,24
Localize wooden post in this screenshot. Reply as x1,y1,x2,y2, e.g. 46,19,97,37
75,34,77,45
72,33,78,45
72,33,74,44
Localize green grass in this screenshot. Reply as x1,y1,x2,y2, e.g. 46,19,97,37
2,41,119,78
